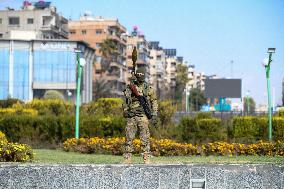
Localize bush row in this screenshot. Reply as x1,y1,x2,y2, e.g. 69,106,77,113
63,137,284,156
0,114,125,148
0,131,34,162
232,116,284,143
178,117,227,143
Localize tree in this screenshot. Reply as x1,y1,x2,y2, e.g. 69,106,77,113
243,97,256,114
174,63,189,101
92,79,111,100
189,88,206,111
99,39,117,72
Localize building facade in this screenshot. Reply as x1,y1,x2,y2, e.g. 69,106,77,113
0,1,68,40
68,14,127,97
164,49,178,95
0,39,95,103
126,26,150,84
149,41,167,99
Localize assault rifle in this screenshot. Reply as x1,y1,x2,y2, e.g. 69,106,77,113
129,47,152,120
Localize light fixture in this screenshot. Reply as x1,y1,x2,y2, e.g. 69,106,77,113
79,58,86,67
267,48,276,53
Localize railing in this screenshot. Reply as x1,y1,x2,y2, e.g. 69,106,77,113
174,111,278,123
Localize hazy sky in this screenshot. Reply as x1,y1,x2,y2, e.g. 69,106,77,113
1,0,284,106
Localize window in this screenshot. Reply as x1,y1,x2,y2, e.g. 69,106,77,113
96,29,102,34
9,17,20,25
0,18,2,24
0,33,3,38
27,18,33,24
82,30,86,35
157,55,161,60
69,30,76,35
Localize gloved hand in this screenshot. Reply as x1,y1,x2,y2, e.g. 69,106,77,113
123,111,128,118
151,115,158,127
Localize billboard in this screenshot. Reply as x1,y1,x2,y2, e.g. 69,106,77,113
205,79,242,98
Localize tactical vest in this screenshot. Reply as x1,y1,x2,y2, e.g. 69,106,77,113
127,83,150,115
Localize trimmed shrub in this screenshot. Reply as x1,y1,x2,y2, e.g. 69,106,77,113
158,100,176,127
0,108,38,116
81,98,123,116
0,114,126,148
0,142,34,162
0,131,34,162
63,137,284,157
178,117,226,143
0,98,24,108
43,90,64,100
232,116,284,142
277,109,284,117
24,99,74,115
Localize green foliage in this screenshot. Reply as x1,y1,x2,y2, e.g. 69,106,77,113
174,63,189,100
277,109,284,117
178,116,226,143
0,113,125,148
189,88,207,111
232,116,284,143
195,112,212,119
24,99,74,115
81,98,123,116
92,79,111,100
243,97,256,113
158,100,176,127
99,38,118,72
43,90,64,100
0,98,24,108
0,131,34,162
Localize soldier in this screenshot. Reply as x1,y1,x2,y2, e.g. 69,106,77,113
122,66,158,164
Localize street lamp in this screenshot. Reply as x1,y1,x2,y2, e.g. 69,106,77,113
74,48,86,139
262,48,275,141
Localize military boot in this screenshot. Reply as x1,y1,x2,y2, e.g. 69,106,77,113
123,153,132,164
143,153,151,164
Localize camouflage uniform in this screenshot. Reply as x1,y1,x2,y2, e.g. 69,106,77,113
123,76,158,161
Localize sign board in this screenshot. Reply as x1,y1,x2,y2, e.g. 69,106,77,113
205,79,242,98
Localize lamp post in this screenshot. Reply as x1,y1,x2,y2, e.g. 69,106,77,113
75,48,86,139
262,48,275,141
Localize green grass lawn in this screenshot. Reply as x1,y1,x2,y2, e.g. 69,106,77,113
28,149,284,164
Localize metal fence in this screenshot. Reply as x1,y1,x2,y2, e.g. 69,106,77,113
174,111,277,123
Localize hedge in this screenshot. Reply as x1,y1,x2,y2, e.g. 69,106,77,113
0,114,126,148
178,117,227,143
232,116,284,143
63,137,284,157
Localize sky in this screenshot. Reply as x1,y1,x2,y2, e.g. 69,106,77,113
1,0,284,106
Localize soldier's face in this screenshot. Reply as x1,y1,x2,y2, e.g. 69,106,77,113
136,72,145,83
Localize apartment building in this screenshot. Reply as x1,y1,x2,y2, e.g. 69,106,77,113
0,1,68,40
164,49,178,93
68,13,127,97
149,41,167,98
125,26,150,84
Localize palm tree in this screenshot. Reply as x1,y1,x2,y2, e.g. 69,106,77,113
92,79,112,100
99,39,117,72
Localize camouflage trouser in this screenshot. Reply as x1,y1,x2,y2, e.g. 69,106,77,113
124,114,150,158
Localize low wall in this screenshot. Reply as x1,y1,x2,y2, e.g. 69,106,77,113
0,163,283,189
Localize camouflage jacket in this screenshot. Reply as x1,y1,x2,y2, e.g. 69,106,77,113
123,83,158,117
